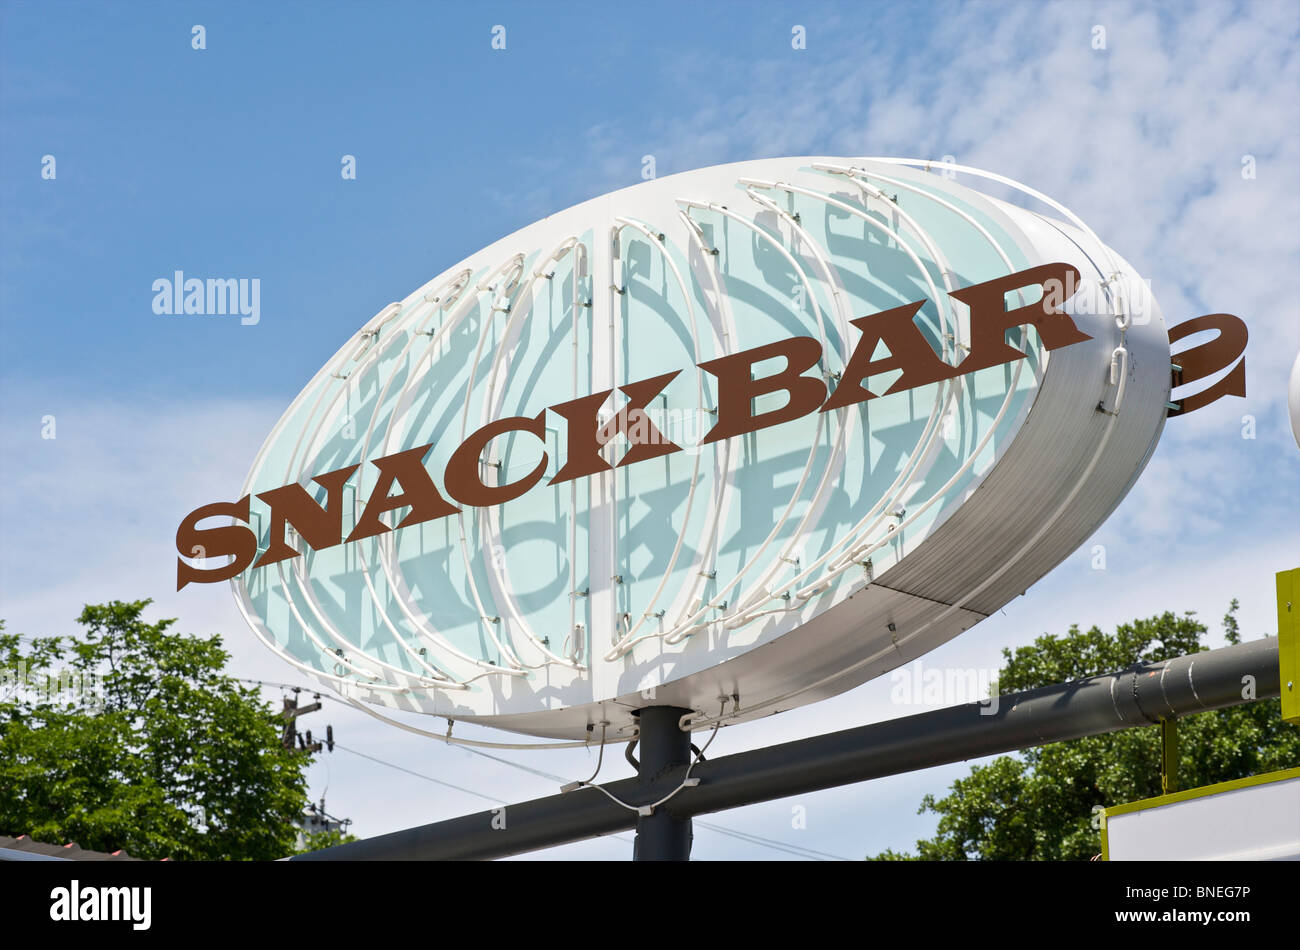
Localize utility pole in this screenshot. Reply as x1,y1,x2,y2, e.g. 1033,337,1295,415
281,687,328,753
280,688,349,846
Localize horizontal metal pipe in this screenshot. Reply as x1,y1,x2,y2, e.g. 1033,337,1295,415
292,637,1280,861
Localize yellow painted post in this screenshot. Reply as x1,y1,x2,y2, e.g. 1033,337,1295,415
1279,568,1300,725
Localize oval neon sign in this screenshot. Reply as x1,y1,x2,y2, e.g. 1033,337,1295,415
180,158,1174,740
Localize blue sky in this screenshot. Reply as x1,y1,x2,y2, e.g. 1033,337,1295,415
2,0,1298,860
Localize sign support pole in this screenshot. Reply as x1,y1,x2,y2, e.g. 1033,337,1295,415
632,706,694,861
292,637,1281,861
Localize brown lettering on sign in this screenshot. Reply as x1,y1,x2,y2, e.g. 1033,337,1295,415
950,263,1092,373
822,301,962,412
176,496,257,591
699,337,826,444
548,371,682,485
253,464,360,568
446,411,549,506
344,444,460,543
1168,313,1248,416
176,263,1122,588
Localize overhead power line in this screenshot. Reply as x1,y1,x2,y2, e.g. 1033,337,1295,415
333,743,510,806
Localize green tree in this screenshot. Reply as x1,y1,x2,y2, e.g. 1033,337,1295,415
873,603,1299,860
0,600,335,859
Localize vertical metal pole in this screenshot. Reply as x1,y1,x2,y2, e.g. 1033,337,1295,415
632,706,693,861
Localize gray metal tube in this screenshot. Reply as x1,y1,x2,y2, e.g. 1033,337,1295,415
632,706,694,861
292,637,1279,861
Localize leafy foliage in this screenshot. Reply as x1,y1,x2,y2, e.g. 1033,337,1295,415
0,600,333,859
872,603,1299,860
